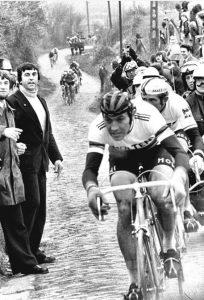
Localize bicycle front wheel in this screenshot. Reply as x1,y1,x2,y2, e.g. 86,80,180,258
137,229,163,300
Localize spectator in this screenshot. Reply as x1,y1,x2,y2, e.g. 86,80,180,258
99,61,108,93
7,62,63,265
179,44,198,67
135,33,146,55
159,21,168,50
0,71,48,275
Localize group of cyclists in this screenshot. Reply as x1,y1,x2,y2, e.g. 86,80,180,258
59,61,82,105
82,27,204,299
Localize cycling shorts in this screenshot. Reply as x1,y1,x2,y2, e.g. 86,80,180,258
109,145,174,177
65,81,75,86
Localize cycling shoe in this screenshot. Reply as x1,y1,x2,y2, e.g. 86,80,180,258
184,210,199,233
124,283,143,300
163,249,181,279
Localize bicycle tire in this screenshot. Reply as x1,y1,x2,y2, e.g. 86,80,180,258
137,229,160,300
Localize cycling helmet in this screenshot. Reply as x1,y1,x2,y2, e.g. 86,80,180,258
142,67,160,79
100,91,133,117
123,60,138,72
70,61,79,68
67,69,74,75
133,67,147,86
141,77,169,99
181,61,199,75
193,64,204,78
0,58,12,72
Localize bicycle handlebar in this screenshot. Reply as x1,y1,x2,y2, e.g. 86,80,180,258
100,180,171,194
97,180,177,221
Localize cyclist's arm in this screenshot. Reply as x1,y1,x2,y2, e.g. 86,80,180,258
82,151,103,190
185,127,204,153
160,134,190,171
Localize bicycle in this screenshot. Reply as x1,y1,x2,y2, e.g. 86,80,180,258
97,172,185,300
62,82,75,105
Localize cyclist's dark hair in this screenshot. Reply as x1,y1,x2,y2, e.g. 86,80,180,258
17,62,40,83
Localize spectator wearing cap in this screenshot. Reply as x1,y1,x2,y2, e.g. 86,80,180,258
179,44,198,67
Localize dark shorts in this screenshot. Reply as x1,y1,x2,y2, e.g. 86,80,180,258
109,145,174,177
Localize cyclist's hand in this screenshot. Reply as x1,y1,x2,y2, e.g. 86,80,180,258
3,128,22,141
163,167,187,207
189,155,204,175
87,186,110,220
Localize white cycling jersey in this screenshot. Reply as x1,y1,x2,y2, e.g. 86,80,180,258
133,91,197,133
88,100,174,155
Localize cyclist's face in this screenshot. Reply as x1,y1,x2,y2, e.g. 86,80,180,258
103,112,131,141
126,68,136,80
185,74,194,90
143,94,168,112
21,69,38,92
0,77,10,99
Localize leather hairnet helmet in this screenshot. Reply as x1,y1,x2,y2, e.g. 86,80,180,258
100,91,133,117
143,67,160,79
141,77,169,99
123,61,138,72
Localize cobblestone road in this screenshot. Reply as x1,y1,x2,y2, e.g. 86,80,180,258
0,49,204,300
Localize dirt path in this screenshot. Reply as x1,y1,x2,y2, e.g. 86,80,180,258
0,49,204,300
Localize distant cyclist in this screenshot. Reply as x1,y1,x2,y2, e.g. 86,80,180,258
60,69,78,102
70,61,82,89
49,48,58,68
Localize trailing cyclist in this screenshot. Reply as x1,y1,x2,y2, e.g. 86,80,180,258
140,76,204,232
70,61,82,93
82,91,190,299
60,69,78,104
49,48,58,68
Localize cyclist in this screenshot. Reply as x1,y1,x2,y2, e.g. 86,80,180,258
140,77,204,232
186,64,204,223
70,61,82,83
70,61,82,93
60,69,78,102
49,48,58,67
82,91,190,298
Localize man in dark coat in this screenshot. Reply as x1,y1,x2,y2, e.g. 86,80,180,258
0,71,48,275
7,62,63,265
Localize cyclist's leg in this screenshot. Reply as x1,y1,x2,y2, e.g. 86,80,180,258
177,132,199,232
110,170,138,284
146,147,184,278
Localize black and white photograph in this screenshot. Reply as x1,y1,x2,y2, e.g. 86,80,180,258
0,0,204,299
